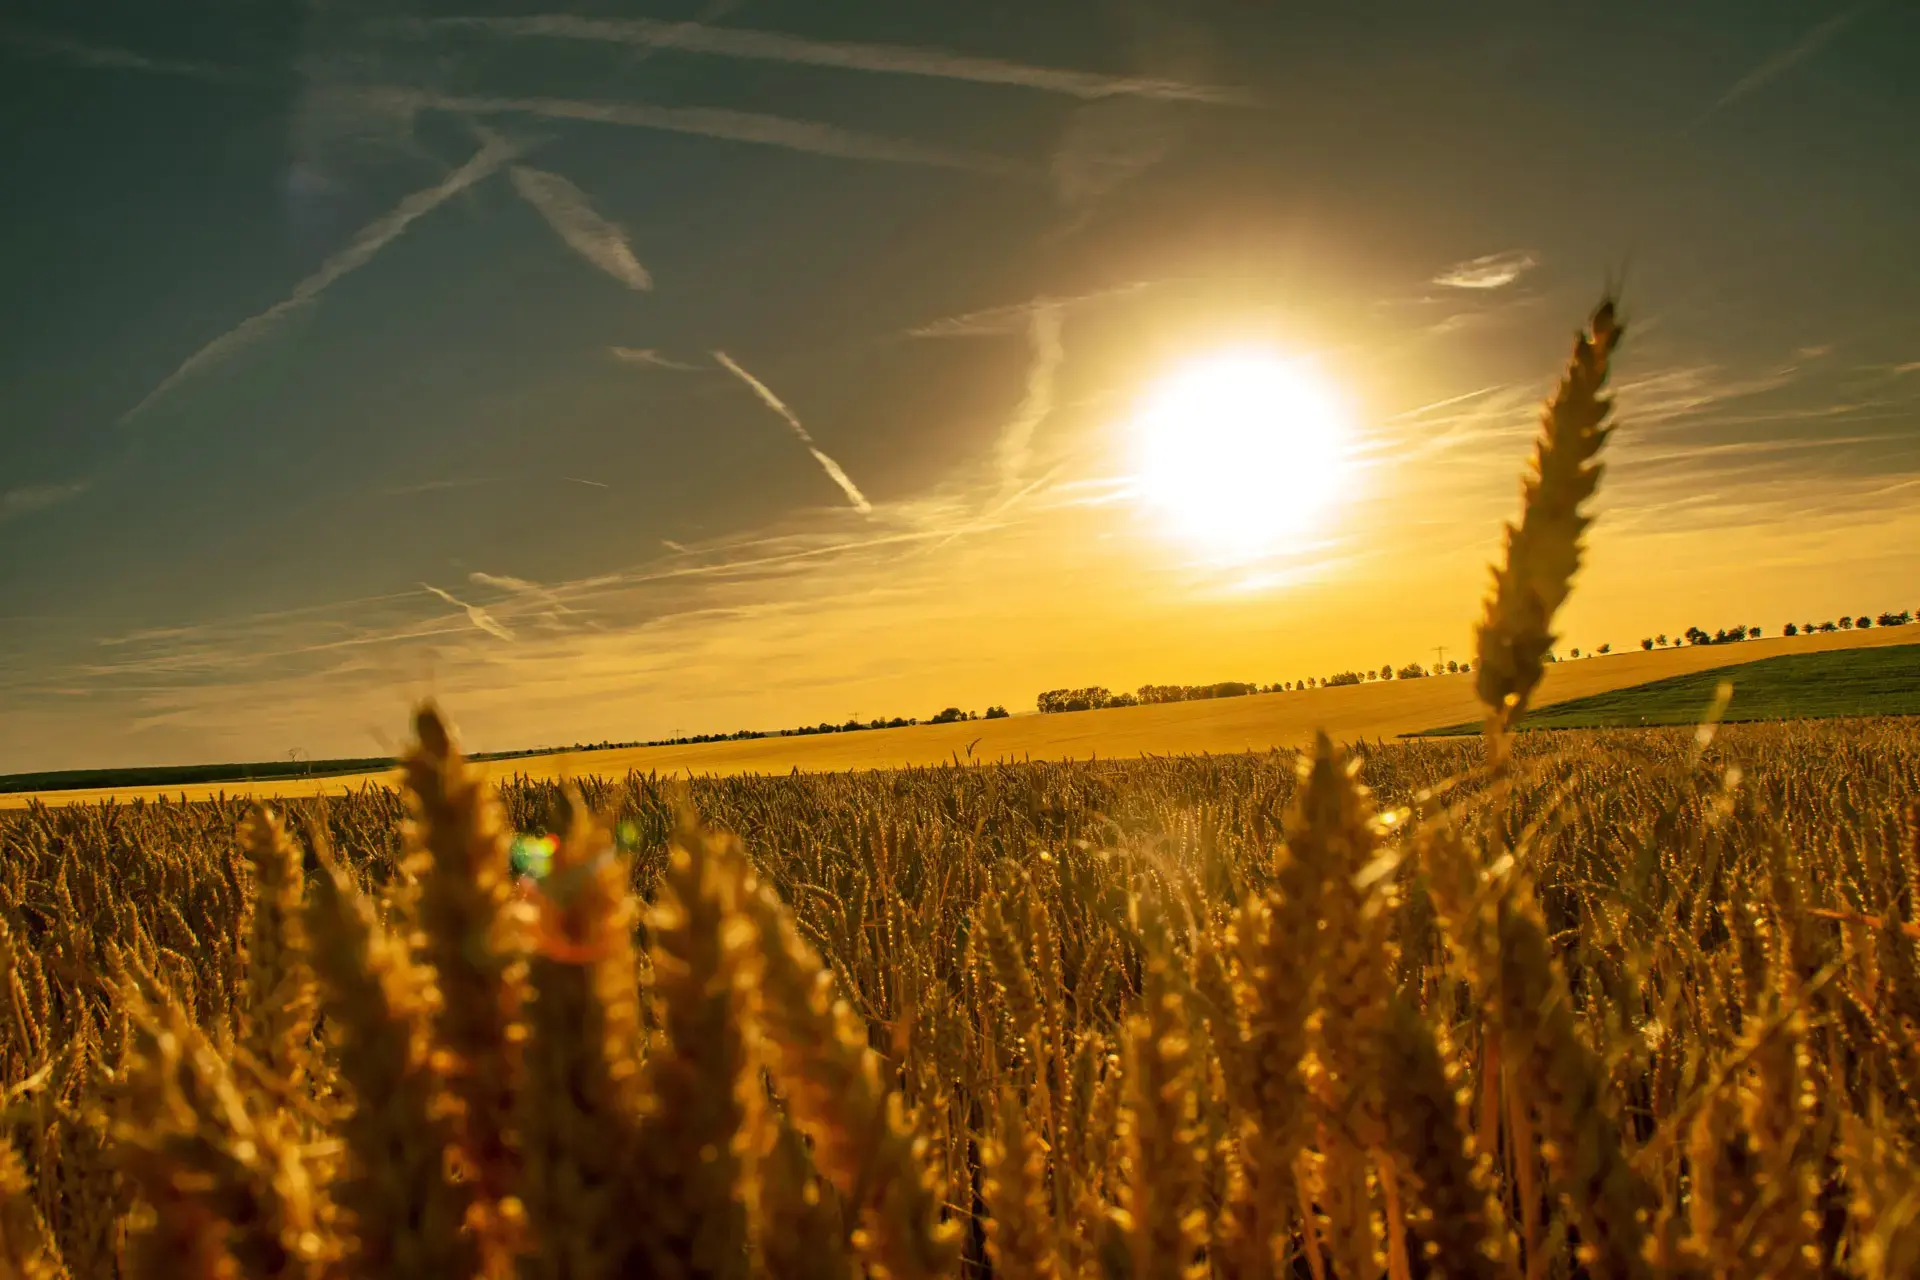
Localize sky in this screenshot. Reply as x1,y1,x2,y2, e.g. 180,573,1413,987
3,0,1918,771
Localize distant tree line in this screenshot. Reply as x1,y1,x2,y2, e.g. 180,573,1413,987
1034,660,1485,714
638,705,1003,748
1639,608,1913,651
929,705,1011,724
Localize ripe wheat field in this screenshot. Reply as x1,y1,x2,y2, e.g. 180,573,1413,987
5,300,1920,1279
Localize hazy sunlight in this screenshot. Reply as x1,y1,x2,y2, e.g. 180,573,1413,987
1128,348,1355,562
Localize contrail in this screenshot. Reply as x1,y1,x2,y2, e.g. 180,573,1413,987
359,87,1025,175
421,584,516,641
1690,2,1876,129
0,25,270,87
997,301,1063,493
120,134,521,425
611,347,704,371
907,281,1153,337
469,570,579,619
712,351,872,514
508,165,652,290
425,15,1256,105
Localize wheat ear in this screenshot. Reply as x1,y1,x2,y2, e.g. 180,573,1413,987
305,834,477,1280
745,879,962,1280
108,992,333,1280
633,808,760,1280
515,800,650,1280
1475,299,1623,754
399,704,528,1245
0,1136,67,1280
1423,823,1655,1280
237,808,317,1098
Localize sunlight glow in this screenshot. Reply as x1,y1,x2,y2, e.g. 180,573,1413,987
1128,348,1355,561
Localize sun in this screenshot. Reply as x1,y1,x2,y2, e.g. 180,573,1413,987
1127,347,1357,561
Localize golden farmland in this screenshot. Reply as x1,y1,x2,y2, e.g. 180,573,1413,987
9,620,1911,809
8,303,1920,1279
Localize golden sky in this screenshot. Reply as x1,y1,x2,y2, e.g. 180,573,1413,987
2,3,1917,769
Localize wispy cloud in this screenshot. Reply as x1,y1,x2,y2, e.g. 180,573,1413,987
360,87,1025,175
425,15,1255,105
1,479,91,521
1432,250,1538,291
508,165,652,290
0,25,269,87
382,477,497,497
712,351,873,514
421,583,516,641
1693,2,1877,127
996,301,1064,492
469,571,583,626
611,346,705,371
1050,97,1182,220
119,134,522,425
907,281,1153,338
562,476,610,489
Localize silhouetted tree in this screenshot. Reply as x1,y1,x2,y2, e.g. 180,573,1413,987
1857,616,1871,629
984,705,1009,719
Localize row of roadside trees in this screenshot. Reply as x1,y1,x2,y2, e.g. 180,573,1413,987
1035,660,1481,714
1641,610,1913,650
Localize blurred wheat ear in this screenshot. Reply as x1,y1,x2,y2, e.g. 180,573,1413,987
1474,298,1623,759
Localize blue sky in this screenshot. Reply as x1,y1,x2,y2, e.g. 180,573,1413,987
3,0,1917,769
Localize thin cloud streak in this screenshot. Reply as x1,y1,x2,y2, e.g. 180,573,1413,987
120,134,522,425
508,165,652,290
361,87,1027,175
421,583,516,641
1694,2,1877,126
562,476,610,488
712,351,873,514
611,347,705,371
470,571,581,624
0,25,270,87
1,479,92,521
907,281,1154,337
426,15,1255,105
383,477,497,496
997,301,1063,492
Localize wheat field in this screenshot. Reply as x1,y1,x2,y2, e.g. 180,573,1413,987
5,300,1920,1279
9,623,1913,811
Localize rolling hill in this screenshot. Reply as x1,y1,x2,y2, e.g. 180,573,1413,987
7,623,1914,808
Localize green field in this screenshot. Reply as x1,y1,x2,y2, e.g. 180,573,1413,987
1423,640,1920,734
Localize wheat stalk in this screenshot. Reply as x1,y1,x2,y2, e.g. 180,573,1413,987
1475,299,1623,754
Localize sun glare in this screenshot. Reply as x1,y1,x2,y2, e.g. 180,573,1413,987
1128,348,1355,561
